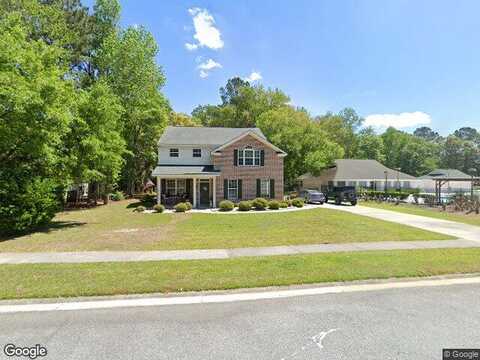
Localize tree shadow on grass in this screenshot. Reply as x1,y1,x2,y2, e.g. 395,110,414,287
0,221,86,243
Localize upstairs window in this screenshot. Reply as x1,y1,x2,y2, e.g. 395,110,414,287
169,148,179,157
193,148,201,158
238,148,261,166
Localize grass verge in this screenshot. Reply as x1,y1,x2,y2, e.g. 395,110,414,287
361,201,480,227
1,248,480,300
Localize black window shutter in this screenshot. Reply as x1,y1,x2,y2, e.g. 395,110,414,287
237,179,242,199
233,149,238,166
224,179,228,199
256,179,261,197
269,179,275,198
260,150,265,166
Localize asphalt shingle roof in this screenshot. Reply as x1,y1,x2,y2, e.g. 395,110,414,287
419,169,472,180
158,126,266,147
332,159,417,180
299,159,417,180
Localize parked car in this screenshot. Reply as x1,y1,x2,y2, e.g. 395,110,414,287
325,186,357,206
299,189,326,204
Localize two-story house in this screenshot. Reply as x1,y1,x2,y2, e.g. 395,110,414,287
152,126,286,208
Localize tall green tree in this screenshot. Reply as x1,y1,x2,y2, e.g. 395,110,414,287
98,26,170,194
192,77,290,128
356,127,385,162
0,11,76,233
258,107,343,188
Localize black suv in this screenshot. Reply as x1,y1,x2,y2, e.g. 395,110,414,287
325,186,357,206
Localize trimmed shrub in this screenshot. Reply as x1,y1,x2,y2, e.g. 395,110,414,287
279,201,289,208
291,198,304,208
268,200,280,210
136,205,146,212
110,191,125,201
153,204,165,213
238,201,252,211
185,201,193,210
219,200,234,211
252,197,268,210
175,202,188,212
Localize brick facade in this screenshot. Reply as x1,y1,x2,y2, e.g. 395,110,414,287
213,134,284,205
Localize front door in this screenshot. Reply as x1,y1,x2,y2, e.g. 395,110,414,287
200,181,210,206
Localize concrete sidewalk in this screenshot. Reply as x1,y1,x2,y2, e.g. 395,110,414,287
0,239,478,264
324,204,480,242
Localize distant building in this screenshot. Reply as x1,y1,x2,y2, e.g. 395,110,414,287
298,159,420,192
419,169,472,194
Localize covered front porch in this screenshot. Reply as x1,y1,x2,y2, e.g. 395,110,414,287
152,166,220,208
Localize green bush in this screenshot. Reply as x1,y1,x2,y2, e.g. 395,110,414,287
238,201,252,211
136,205,146,212
219,200,234,211
153,204,164,213
110,191,125,201
287,199,293,207
279,201,289,208
291,198,304,208
252,197,268,210
185,201,193,210
268,200,280,210
175,202,188,213
142,193,156,207
0,178,59,235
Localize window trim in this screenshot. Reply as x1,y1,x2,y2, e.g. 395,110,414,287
192,148,202,158
238,148,261,166
260,179,270,198
169,148,179,157
228,179,238,200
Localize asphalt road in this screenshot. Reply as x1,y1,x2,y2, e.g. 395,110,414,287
1,284,479,360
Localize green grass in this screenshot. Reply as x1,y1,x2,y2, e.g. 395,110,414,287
1,248,480,300
361,201,480,227
0,200,451,252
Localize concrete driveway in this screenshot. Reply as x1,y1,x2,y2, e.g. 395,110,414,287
324,203,480,242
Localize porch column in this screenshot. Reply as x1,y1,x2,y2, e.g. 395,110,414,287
192,177,197,208
156,176,161,205
212,177,216,208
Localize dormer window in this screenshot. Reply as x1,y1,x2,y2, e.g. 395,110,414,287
238,148,261,166
169,148,179,157
193,148,201,158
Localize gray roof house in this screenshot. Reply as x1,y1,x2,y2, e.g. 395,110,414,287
152,126,286,208
298,159,420,191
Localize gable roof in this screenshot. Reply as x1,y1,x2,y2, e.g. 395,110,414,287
419,169,471,180
299,159,417,180
158,126,266,147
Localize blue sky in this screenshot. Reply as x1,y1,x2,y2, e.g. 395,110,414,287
92,0,480,135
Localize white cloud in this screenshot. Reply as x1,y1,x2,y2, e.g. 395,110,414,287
244,71,262,82
364,111,432,129
197,58,222,78
186,8,224,50
185,42,198,51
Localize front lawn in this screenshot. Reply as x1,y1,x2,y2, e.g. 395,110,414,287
1,248,480,300
0,200,451,252
361,201,480,227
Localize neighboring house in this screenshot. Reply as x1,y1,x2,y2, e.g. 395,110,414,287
152,126,286,208
419,169,473,194
298,159,421,192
